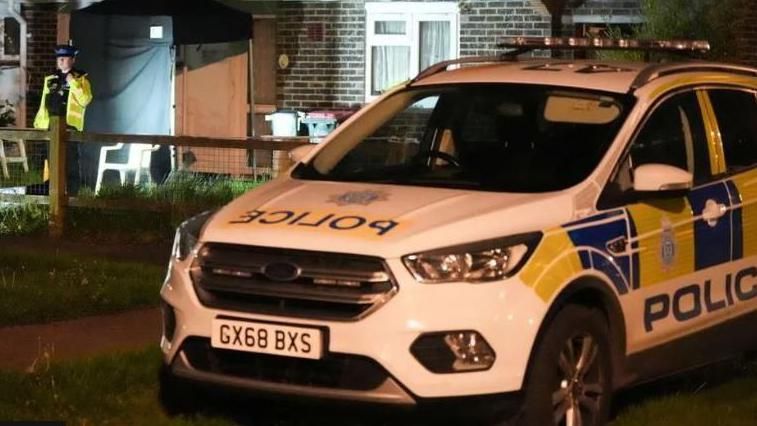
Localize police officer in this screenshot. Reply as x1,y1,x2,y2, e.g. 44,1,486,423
32,44,93,194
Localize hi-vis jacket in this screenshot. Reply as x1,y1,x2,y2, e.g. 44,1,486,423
33,70,93,132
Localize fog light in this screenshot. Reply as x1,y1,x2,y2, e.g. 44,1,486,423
161,300,176,343
410,330,495,373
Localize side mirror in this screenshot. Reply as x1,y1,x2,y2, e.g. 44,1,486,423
633,164,693,192
289,144,316,163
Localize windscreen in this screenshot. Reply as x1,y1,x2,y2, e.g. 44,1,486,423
293,84,633,193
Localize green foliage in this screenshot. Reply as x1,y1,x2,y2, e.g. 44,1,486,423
83,170,264,211
0,163,46,186
0,250,164,325
0,202,48,236
0,171,267,241
67,171,266,243
598,0,746,62
638,0,745,61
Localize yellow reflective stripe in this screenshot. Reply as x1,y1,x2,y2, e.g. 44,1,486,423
730,169,757,257
627,198,695,288
519,228,583,302
696,90,726,175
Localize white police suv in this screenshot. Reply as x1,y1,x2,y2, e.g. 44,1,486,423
160,37,757,425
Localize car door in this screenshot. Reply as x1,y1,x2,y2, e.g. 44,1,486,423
605,89,737,372
704,87,757,336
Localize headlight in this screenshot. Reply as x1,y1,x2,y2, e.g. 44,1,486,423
402,232,541,283
172,210,216,261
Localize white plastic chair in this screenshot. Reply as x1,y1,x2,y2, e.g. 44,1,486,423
95,143,159,193
0,138,29,178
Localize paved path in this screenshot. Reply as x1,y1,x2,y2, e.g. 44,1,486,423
0,307,161,371
0,236,169,372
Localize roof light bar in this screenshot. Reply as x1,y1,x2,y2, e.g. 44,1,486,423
498,37,711,53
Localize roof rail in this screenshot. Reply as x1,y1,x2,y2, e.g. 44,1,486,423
631,62,757,89
497,36,711,54
410,54,523,83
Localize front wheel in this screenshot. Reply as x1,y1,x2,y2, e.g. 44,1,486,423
517,305,613,426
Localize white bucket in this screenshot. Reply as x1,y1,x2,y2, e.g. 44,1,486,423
265,111,303,137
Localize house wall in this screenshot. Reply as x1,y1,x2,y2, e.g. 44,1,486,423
276,0,649,111
735,0,757,67
276,0,366,110
459,1,551,56
23,3,58,128
565,0,643,23
274,0,554,110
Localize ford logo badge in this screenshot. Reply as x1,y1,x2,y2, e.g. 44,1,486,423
262,262,301,282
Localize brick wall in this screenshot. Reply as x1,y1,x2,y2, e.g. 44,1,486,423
276,0,555,110
566,0,643,22
23,3,58,128
276,0,366,110
734,0,757,67
460,0,552,56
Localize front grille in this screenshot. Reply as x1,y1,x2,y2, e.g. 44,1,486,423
191,243,397,320
181,337,390,391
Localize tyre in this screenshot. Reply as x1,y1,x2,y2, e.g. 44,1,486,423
158,364,202,416
516,305,613,426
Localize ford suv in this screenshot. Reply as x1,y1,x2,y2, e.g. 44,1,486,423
159,37,757,425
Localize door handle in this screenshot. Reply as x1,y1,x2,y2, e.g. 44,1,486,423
701,199,727,227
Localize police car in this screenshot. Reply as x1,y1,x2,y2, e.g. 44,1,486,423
159,37,757,425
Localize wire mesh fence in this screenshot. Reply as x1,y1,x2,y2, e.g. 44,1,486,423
0,139,48,195
0,126,311,239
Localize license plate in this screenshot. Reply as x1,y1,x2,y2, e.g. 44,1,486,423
211,318,324,360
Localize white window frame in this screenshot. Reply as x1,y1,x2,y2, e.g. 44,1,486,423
365,2,459,101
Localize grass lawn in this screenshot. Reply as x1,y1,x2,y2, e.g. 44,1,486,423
0,249,164,326
612,379,757,425
0,346,233,426
0,345,753,426
611,360,757,426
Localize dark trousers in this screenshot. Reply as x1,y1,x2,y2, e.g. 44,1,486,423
66,139,81,194
26,124,81,196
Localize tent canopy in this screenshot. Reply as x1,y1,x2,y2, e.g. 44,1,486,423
76,0,252,45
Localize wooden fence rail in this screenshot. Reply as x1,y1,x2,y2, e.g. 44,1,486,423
0,119,312,238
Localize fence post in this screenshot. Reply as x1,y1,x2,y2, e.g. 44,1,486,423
48,116,67,238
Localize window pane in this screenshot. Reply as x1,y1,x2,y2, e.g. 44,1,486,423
375,21,406,35
631,92,709,181
295,85,632,193
419,21,450,70
335,97,437,171
371,46,410,95
708,89,757,171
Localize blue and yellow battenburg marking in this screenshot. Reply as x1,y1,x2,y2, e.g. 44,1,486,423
519,174,752,302
730,169,757,258
229,208,401,238
519,210,634,302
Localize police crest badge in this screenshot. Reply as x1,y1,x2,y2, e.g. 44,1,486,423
327,190,389,206
660,217,676,269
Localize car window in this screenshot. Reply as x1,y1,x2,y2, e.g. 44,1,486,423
295,84,634,193
601,91,709,204
707,89,757,172
630,91,709,180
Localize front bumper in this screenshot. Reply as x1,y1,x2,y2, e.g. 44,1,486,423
169,336,416,405
160,254,547,401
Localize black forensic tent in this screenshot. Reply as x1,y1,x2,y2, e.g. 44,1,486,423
69,0,252,189
75,0,252,45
